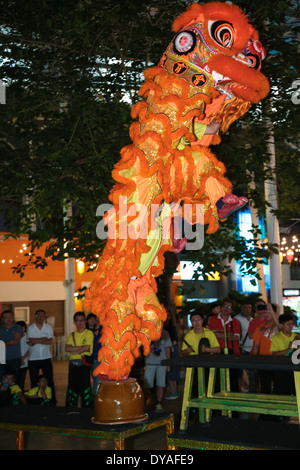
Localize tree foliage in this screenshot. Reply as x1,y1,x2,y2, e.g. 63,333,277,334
0,0,299,279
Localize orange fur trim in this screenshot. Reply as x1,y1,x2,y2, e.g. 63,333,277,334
172,2,252,55
207,55,270,103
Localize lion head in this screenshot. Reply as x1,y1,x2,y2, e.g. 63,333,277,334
160,2,269,104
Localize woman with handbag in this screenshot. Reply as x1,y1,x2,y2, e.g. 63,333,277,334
65,311,94,408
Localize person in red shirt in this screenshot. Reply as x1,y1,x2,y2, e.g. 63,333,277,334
208,298,241,392
208,298,241,355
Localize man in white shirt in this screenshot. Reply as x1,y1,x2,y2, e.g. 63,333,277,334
235,302,253,354
235,302,255,393
27,309,56,403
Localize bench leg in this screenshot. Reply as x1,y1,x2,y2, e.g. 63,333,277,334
294,371,300,424
220,368,232,418
206,367,216,422
197,367,206,423
16,430,24,450
179,367,194,431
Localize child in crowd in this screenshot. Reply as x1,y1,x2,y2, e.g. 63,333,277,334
25,375,53,405
0,369,27,405
270,313,299,396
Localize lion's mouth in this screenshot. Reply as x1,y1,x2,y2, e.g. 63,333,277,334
206,54,270,104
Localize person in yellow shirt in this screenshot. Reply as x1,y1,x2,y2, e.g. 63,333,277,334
25,375,52,405
181,312,221,356
0,369,27,405
271,313,299,356
65,311,94,408
271,313,299,396
181,311,220,399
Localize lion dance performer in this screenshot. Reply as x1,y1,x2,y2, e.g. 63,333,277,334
84,2,269,380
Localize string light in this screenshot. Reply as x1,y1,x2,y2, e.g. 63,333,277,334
0,240,101,272
280,234,299,264
0,242,39,267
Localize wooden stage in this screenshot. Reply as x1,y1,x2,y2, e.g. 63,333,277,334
0,406,175,450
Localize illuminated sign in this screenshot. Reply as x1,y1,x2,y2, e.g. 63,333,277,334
283,289,300,297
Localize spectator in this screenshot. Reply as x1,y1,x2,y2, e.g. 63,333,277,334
235,302,253,392
16,321,29,391
182,311,220,400
0,369,26,405
208,298,240,391
27,309,56,404
209,302,221,318
248,299,282,340
143,328,172,413
252,303,278,394
270,313,298,395
182,311,221,356
235,302,253,354
247,300,268,340
86,313,102,395
65,311,94,408
25,374,53,405
208,299,241,354
246,300,272,393
165,309,180,400
0,310,22,380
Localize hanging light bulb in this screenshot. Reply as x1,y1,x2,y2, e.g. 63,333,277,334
76,260,85,275
286,249,294,264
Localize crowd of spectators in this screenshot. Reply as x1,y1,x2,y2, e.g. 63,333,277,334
0,308,101,408
1,299,299,414
179,297,300,403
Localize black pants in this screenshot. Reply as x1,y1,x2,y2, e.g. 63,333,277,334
65,364,93,408
18,367,28,391
258,369,275,394
274,371,295,395
28,359,56,403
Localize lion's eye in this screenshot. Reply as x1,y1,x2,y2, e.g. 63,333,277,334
208,20,235,49
242,39,266,70
173,31,196,55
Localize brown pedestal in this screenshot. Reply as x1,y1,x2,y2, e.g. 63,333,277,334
92,377,148,425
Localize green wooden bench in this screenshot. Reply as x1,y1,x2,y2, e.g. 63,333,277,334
162,354,300,449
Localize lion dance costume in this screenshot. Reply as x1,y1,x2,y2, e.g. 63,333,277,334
84,2,269,380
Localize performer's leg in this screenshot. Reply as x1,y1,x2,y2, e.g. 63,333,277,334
79,367,93,408
65,365,79,407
